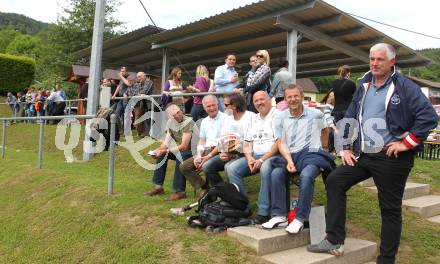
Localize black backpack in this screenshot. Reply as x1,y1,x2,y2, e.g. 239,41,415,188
188,182,252,229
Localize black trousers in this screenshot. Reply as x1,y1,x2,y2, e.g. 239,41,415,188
325,151,414,264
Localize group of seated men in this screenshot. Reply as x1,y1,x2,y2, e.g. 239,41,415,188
145,84,334,234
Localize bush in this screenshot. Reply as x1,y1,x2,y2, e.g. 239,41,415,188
0,53,35,95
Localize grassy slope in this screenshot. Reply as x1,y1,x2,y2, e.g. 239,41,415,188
0,102,440,263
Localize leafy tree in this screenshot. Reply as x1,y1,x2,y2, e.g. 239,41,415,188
51,0,124,54
5,34,44,59
404,49,440,82
0,28,21,53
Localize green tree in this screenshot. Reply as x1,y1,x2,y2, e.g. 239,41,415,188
51,0,124,54
407,49,440,82
0,28,21,53
5,34,44,59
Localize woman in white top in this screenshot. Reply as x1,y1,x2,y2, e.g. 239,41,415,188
162,67,185,112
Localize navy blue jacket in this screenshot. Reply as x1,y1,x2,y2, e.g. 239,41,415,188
342,67,438,155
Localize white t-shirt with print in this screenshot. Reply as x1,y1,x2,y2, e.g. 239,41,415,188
245,107,279,155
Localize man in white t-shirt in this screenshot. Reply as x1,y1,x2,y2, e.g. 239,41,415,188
179,95,226,198
201,94,255,187
226,91,280,224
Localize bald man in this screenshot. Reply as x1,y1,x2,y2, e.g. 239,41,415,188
226,91,281,225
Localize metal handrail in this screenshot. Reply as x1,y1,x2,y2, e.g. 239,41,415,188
1,115,96,169
1,91,236,195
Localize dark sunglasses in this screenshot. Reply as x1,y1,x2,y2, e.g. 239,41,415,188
224,103,231,107
256,54,264,58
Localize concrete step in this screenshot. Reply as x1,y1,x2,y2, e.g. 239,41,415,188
365,182,430,200
261,238,376,264
403,195,440,218
358,178,375,187
227,225,310,255
427,215,440,224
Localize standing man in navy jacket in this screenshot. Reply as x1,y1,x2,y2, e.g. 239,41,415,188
308,43,438,264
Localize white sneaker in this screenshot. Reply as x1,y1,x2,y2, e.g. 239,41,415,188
261,216,288,229
285,219,304,234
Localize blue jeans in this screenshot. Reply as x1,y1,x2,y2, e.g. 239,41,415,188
190,103,207,122
270,159,320,220
226,155,278,216
202,154,240,186
295,164,320,221
152,151,192,192
115,100,128,118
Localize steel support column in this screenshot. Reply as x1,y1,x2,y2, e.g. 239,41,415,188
287,30,299,83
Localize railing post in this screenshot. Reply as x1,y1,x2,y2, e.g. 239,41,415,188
150,97,154,137
1,120,6,159
108,114,116,195
38,118,44,169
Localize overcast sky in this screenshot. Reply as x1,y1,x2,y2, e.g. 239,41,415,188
1,0,439,50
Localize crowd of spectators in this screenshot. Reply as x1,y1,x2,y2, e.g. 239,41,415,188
4,83,68,122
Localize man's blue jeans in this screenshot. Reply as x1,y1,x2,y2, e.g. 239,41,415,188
271,161,320,220
226,155,278,216
152,151,192,193
201,154,243,186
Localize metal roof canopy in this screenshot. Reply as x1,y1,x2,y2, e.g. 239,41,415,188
74,0,430,81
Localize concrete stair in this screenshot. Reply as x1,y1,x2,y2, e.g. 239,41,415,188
228,226,376,263
261,238,376,264
227,226,310,256
365,182,430,200
403,195,440,218
359,180,440,223
358,178,375,187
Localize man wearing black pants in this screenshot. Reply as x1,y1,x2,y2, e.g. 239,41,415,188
307,43,438,264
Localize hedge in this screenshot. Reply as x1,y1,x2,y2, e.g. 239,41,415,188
0,53,35,95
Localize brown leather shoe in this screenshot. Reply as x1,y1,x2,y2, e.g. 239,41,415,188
198,188,209,199
144,187,164,196
168,192,187,201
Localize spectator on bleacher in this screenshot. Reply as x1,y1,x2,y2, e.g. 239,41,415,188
330,65,356,123
187,65,211,121
227,91,281,225
144,104,195,201
162,67,186,112
25,87,35,117
201,94,255,187
263,84,335,231
214,53,239,112
112,66,131,118
180,95,227,198
124,72,155,138
234,55,258,93
244,50,271,113
270,57,293,104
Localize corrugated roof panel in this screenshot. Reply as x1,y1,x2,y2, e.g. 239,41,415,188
74,0,430,77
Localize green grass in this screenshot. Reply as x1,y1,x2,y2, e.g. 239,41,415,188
1,100,440,263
